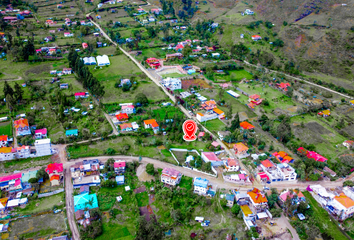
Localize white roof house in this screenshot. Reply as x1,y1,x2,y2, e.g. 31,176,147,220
96,55,110,66
35,138,53,157
161,77,181,91
83,57,96,65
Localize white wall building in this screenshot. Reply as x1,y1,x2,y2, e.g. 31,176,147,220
161,77,181,91
277,163,297,181
35,139,53,157
196,113,218,122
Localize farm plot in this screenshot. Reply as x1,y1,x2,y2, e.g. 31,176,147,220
181,79,212,90
0,121,12,137
7,213,67,240
170,149,200,165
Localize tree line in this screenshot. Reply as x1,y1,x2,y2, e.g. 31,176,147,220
68,49,105,97
3,81,24,112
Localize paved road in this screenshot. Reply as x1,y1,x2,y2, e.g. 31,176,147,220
64,168,80,240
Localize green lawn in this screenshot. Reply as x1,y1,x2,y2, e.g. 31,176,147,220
303,191,348,240
214,69,253,82
203,119,226,132
178,176,193,191
0,121,12,137
152,106,184,120
136,192,149,207
14,193,64,215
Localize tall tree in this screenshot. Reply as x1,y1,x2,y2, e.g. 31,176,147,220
14,82,24,101
3,81,14,97
5,94,15,111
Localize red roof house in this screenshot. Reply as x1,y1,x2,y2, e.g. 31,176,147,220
240,121,255,130
46,163,63,174
82,42,88,49
116,113,129,121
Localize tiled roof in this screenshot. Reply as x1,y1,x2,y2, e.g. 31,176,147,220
14,118,29,129
120,123,132,130
50,175,60,181
261,160,273,168
46,163,63,174
202,152,221,161
0,135,7,141
240,121,255,130
35,128,47,135
0,173,22,183
334,193,354,209
162,168,181,177
144,119,159,128
114,161,126,168
213,108,224,115
234,143,249,152
0,147,12,153
248,188,268,204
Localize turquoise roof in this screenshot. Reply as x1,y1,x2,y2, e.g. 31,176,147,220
22,170,38,183
74,193,98,212
194,177,208,188
66,129,78,136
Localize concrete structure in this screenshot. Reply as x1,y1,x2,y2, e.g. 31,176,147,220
224,158,240,172
13,118,31,136
196,112,218,122
161,168,182,186
35,138,53,157
201,152,223,167
193,177,209,195
161,77,182,91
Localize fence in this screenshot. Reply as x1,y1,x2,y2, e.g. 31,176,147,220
169,148,201,165
182,166,217,178
38,188,64,198
222,175,252,185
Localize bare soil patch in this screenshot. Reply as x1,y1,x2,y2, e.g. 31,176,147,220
181,79,211,90
293,121,330,145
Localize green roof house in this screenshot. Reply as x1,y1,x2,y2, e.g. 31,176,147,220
22,170,39,183
74,193,98,212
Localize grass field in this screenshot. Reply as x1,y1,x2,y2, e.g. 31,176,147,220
136,191,149,207
14,193,64,215
178,176,193,191
214,69,253,82
202,118,226,132
0,121,12,137
0,155,52,173
303,191,348,240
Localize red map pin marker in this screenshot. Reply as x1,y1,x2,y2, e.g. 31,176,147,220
183,119,197,142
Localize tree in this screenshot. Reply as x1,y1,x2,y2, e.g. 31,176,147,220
343,180,354,187
36,167,49,180
3,81,14,97
5,94,15,111
182,45,192,57
135,93,149,106
231,204,240,215
220,198,227,208
146,163,155,175
28,177,38,184
14,82,24,102
230,113,240,131
106,148,116,155
286,86,293,98
135,216,164,240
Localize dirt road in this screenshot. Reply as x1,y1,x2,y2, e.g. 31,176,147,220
64,168,80,240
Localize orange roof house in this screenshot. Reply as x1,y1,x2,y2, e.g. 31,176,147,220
261,160,274,168
234,143,249,159
13,118,31,136
277,82,291,91
0,135,7,142
334,193,354,209
201,100,217,110
273,151,294,163
248,188,268,207
144,119,159,133
240,121,255,130
0,147,12,154
213,108,224,115
318,109,331,117
50,174,61,186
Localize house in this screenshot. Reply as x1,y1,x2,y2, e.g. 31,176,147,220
217,131,230,141
146,58,161,68
83,57,96,65
21,170,38,184
120,79,131,86
240,121,255,130
273,151,294,163
277,163,297,181
166,53,183,60
212,53,220,58
35,138,53,157
80,185,90,195
343,140,354,149
96,55,110,66
116,175,125,185
13,118,31,136
116,113,129,122
257,172,270,183
82,43,88,49
60,83,69,89
0,147,14,161
201,100,217,110
120,123,133,132
114,161,126,174
227,90,240,98
277,82,291,92
64,32,73,37
0,135,8,147
251,35,262,41
14,145,30,159
245,9,254,15
132,122,139,131
144,119,159,134
73,175,100,188
151,8,162,14
46,163,63,186
44,36,53,42
74,193,98,212
66,129,78,137
323,166,336,177
224,158,240,172
297,147,327,162
161,168,182,186
247,188,268,209
0,173,22,191
121,105,135,114
330,193,354,220
75,92,89,99
161,77,181,91
75,209,85,220
350,100,354,106
225,194,234,207
201,152,223,167
63,68,72,74
318,109,331,117
0,198,8,213
248,94,263,105
233,143,249,159
196,113,218,122
193,177,209,195
198,132,205,139
148,16,155,22
34,128,47,139
213,108,225,119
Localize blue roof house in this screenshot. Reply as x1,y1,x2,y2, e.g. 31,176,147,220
74,193,98,212
193,177,209,195
115,175,125,185
66,129,78,137
225,194,235,207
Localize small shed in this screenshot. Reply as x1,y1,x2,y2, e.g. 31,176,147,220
116,175,125,185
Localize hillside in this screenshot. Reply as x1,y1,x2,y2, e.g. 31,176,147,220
191,0,354,91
